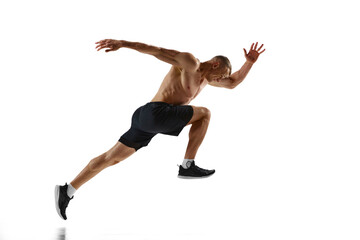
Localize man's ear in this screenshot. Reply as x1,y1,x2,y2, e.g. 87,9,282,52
212,62,220,69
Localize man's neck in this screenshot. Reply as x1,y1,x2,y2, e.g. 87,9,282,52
199,61,212,79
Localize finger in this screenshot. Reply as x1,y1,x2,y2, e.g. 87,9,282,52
243,48,247,55
96,42,109,49
95,44,104,50
257,44,264,51
97,46,107,51
254,42,258,50
251,43,254,50
259,49,266,54
105,49,114,52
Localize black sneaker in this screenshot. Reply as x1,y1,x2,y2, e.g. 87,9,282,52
178,161,215,178
55,183,74,220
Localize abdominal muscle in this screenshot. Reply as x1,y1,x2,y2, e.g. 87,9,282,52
151,85,193,105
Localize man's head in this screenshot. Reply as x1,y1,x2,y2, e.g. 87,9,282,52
205,55,232,82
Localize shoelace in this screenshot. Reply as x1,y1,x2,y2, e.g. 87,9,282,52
193,164,209,173
178,163,210,173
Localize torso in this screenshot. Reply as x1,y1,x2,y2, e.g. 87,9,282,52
151,64,207,105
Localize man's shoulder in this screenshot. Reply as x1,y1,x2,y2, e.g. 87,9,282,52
174,52,199,72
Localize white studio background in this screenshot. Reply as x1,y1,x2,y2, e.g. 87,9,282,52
0,0,359,239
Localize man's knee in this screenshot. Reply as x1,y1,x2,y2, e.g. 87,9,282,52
202,107,211,120
104,153,119,165
197,107,211,122
188,106,211,125
104,151,127,165
104,142,136,164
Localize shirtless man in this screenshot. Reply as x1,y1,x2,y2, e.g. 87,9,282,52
55,39,265,220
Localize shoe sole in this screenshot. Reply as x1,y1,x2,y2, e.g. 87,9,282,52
177,174,215,179
54,185,65,220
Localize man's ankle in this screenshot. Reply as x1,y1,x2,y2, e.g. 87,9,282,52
181,159,194,169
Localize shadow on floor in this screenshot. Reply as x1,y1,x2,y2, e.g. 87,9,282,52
57,227,66,240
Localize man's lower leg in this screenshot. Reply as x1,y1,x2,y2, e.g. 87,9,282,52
70,152,109,190
56,143,135,220
69,142,135,191
178,116,215,177
184,117,210,160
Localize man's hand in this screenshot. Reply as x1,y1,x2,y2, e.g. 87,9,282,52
95,39,123,52
243,42,265,63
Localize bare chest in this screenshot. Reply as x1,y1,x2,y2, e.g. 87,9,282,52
154,66,207,105
180,69,207,98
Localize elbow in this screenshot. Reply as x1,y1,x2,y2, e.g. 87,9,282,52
228,84,236,89
228,77,245,89
228,78,237,89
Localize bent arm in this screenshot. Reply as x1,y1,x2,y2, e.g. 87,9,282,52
208,61,253,89
229,61,254,88
208,42,265,89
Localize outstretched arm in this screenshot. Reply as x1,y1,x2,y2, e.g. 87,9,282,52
209,42,265,89
95,39,198,72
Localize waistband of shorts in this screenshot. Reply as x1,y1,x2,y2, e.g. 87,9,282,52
147,101,173,106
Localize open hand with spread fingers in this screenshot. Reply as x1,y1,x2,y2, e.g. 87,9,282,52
95,39,123,52
243,42,265,64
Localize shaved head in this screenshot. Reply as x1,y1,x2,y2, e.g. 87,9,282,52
211,55,232,75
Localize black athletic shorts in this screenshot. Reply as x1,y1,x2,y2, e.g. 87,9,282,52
119,101,194,151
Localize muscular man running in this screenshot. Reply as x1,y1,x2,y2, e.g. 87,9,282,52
55,39,265,220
